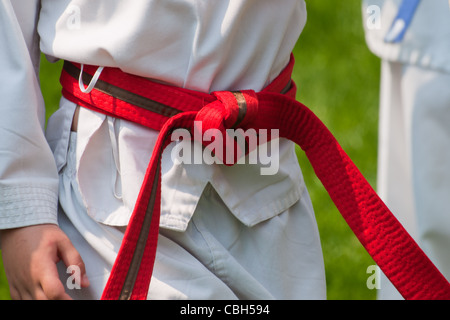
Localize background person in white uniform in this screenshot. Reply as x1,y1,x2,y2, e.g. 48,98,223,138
363,0,450,299
0,0,327,299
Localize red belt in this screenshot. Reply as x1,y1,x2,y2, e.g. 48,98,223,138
60,55,450,300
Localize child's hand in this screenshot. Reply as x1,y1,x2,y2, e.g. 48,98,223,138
0,224,89,300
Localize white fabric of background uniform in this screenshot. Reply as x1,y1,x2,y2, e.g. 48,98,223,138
363,0,450,299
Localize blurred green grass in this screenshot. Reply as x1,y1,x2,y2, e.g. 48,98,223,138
0,0,381,300
293,0,380,299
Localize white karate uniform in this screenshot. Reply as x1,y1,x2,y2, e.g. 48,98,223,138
363,0,450,299
0,0,326,299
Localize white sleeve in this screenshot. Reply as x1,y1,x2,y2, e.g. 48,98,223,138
0,0,59,229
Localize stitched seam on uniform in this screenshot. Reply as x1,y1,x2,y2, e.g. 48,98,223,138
159,215,190,231
190,215,223,279
0,186,57,206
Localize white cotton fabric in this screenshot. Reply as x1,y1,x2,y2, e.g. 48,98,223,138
363,0,450,73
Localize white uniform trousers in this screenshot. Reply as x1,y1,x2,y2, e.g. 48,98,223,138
377,60,450,299
56,132,327,300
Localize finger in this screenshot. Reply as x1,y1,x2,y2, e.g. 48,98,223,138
35,241,73,300
32,288,49,300
19,291,34,300
56,237,90,288
8,285,21,300
13,283,34,300
40,264,72,300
